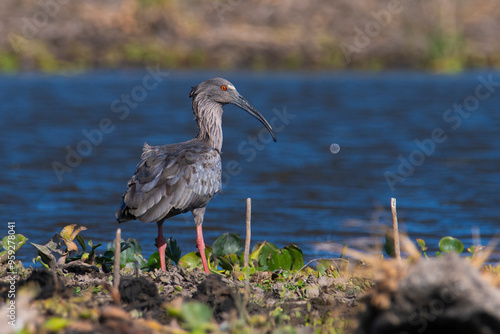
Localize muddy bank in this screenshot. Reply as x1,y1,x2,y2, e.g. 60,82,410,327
2,252,500,333
0,262,366,333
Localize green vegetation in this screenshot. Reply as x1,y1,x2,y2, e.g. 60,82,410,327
0,233,27,263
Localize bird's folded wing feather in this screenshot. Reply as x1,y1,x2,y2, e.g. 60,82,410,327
118,143,221,223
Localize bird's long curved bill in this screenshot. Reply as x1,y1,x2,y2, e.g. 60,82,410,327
233,95,277,142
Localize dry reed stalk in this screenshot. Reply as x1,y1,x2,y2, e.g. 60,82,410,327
391,198,401,262
244,198,251,268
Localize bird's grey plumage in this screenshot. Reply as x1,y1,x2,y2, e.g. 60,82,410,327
115,77,276,272
116,141,221,224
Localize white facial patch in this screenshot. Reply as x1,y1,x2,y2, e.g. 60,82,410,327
227,84,235,90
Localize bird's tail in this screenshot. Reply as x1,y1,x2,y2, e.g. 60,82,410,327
115,199,136,223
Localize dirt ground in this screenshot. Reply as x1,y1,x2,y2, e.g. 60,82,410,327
0,261,366,333
3,253,500,333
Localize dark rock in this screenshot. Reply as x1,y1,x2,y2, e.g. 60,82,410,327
119,276,162,311
358,254,500,334
1,269,68,300
191,274,237,322
63,261,102,276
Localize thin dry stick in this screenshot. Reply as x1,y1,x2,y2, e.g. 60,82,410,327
244,198,251,268
391,198,401,261
113,228,121,289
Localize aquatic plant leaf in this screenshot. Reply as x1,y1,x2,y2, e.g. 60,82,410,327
124,238,143,255
106,238,146,269
178,246,213,271
218,255,233,271
31,242,58,269
45,234,68,256
86,240,102,264
267,248,292,271
1,234,27,252
179,251,202,269
76,235,86,252
0,234,28,263
284,244,304,271
147,251,161,269
439,236,464,254
166,237,182,265
219,253,240,271
254,241,279,267
122,239,146,269
250,242,266,263
212,233,242,259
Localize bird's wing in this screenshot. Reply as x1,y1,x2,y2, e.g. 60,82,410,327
117,143,222,223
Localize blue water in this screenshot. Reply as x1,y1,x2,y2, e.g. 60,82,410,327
1,70,500,265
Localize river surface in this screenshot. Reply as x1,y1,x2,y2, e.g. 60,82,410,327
1,70,500,265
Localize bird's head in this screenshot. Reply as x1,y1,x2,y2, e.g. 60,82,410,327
190,78,277,142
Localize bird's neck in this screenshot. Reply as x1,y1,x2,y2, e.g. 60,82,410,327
193,98,224,152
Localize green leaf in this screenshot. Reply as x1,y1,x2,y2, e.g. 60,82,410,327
218,255,233,271
165,237,182,265
107,238,146,269
250,242,266,264
45,236,62,253
0,251,6,263
240,266,255,279
42,317,71,331
124,238,143,255
416,238,426,249
179,251,202,270
147,251,171,270
181,302,213,330
31,242,58,269
316,259,335,275
267,248,292,271
284,245,304,271
439,236,464,254
384,231,395,258
254,241,279,268
219,253,239,271
178,246,212,271
212,233,242,259
86,241,101,264
76,235,86,253
148,251,161,270
0,234,28,263
1,234,28,252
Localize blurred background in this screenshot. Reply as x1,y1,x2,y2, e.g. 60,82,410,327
1,0,500,264
1,0,500,72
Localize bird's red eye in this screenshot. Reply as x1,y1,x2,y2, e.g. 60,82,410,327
221,85,227,91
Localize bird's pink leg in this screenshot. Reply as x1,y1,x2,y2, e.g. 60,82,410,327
196,224,210,274
157,222,167,270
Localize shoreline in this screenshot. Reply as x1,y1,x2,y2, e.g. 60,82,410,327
1,0,500,73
